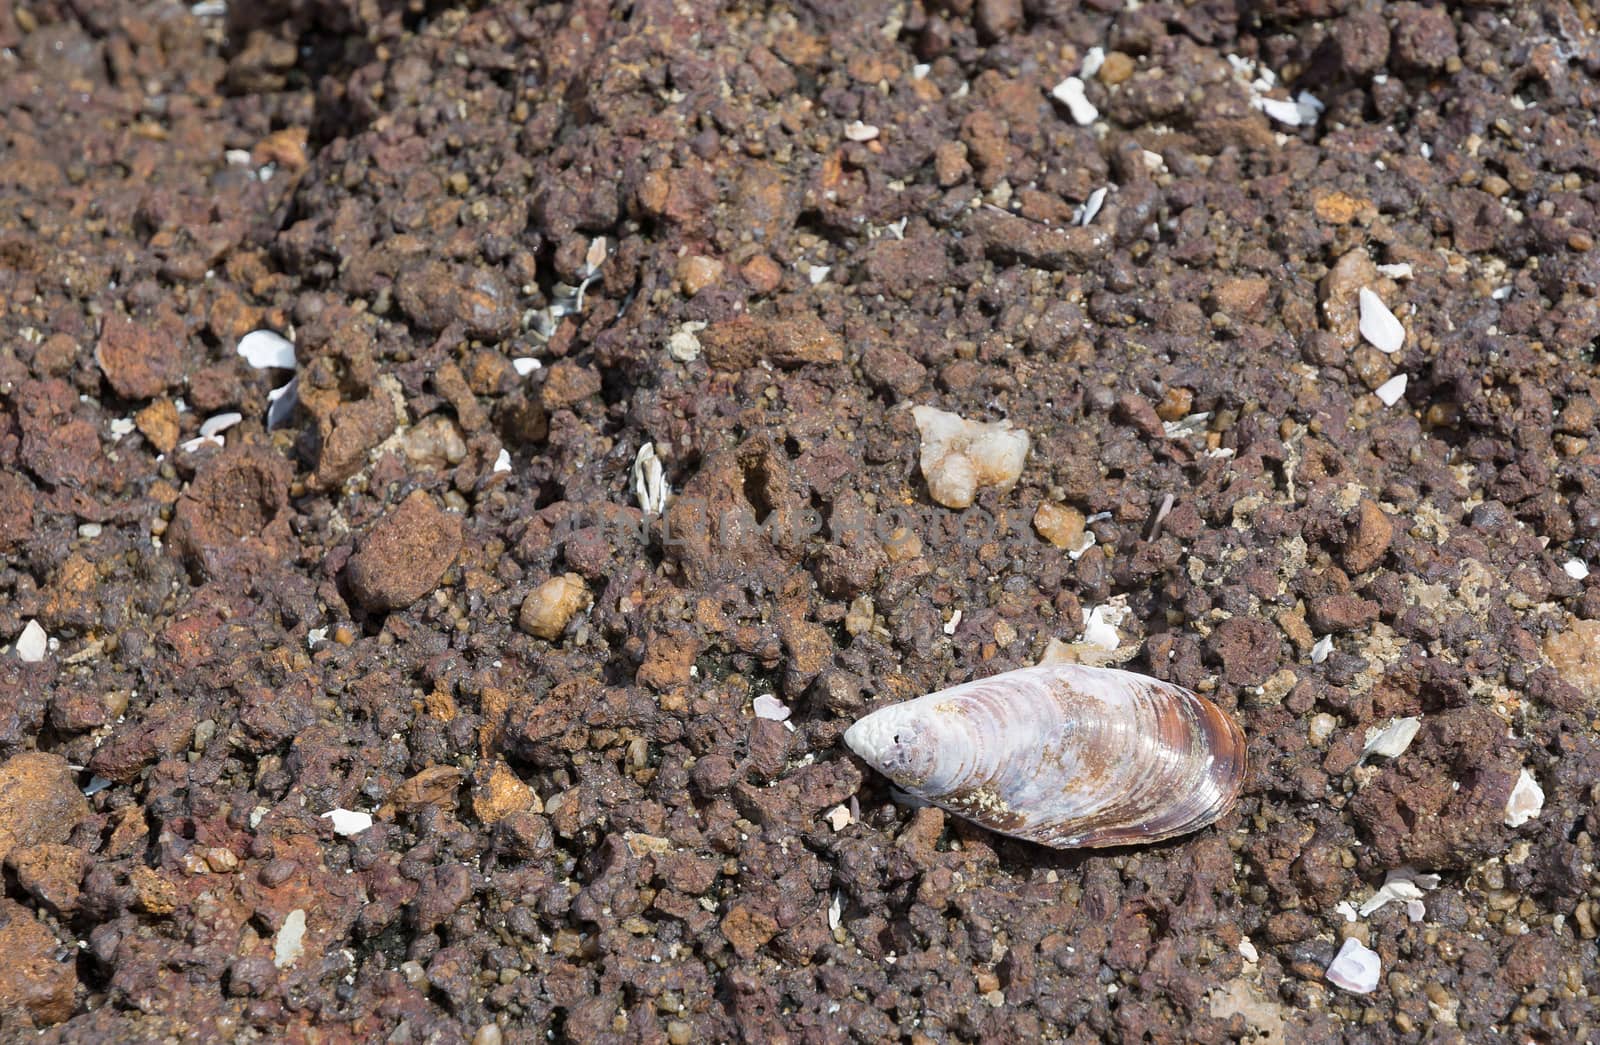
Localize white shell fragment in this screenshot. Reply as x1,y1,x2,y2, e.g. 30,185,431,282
1361,717,1422,762
1376,263,1414,281
1311,634,1335,664
321,808,373,836
274,909,308,969
1504,768,1544,828
1326,938,1381,994
1563,559,1589,581
1081,604,1125,651
492,449,513,474
1357,867,1441,918
15,620,49,663
1374,373,1408,407
1081,47,1105,79
512,358,542,377
911,405,1029,510
844,663,1247,849
1050,76,1099,126
752,694,791,722
1358,288,1405,354
237,329,297,370
266,377,298,430
200,411,243,439
632,442,669,515
844,121,879,142
1075,187,1108,227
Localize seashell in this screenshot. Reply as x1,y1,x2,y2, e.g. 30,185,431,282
843,663,1246,849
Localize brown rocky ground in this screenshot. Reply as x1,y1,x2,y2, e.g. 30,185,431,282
2,0,1599,1041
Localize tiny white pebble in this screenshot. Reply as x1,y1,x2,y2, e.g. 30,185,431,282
237,329,297,370
1376,263,1414,280
1080,47,1105,79
274,909,307,968
807,265,831,286
943,609,963,636
512,358,542,376
1564,559,1590,581
844,121,879,142
493,449,512,474
307,627,328,649
1238,938,1258,963
1050,77,1099,126
109,418,137,440
1374,373,1408,407
1076,187,1108,227
15,620,49,663
77,523,102,539
825,805,852,832
1359,288,1406,354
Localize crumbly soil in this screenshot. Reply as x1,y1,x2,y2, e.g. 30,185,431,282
2,0,1599,1041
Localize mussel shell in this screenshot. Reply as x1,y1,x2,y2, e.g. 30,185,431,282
843,663,1246,849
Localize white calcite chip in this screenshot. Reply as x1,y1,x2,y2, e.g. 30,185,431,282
1050,76,1098,125
1504,768,1544,828
1080,47,1105,79
911,405,1029,509
825,805,852,832
321,808,373,836
274,909,307,968
1376,262,1414,280
1362,716,1422,761
1326,937,1381,994
1254,95,1305,126
1374,373,1408,407
1358,288,1405,354
492,449,512,474
512,358,542,376
1076,187,1108,227
237,329,297,370
15,620,48,663
1564,559,1589,581
1357,867,1441,918
752,694,791,722
844,121,879,142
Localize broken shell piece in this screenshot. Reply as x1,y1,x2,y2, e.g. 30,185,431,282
237,330,297,370
1358,289,1405,354
320,808,373,836
844,121,879,142
752,694,791,722
1050,76,1098,125
632,442,669,515
274,909,307,969
1311,634,1335,664
1361,716,1421,762
15,620,48,663
492,449,512,474
266,377,298,429
1357,867,1441,918
844,663,1246,849
1504,768,1544,828
911,405,1029,510
199,411,242,439
1374,373,1408,407
1081,604,1126,651
1563,559,1589,581
512,358,542,377
1325,938,1381,994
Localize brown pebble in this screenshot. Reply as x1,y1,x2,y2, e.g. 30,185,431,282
677,255,725,296
134,399,180,453
740,255,782,294
1154,387,1194,422
344,490,463,612
0,898,78,1024
1033,502,1086,550
96,309,184,400
1098,51,1135,85
1342,499,1393,573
